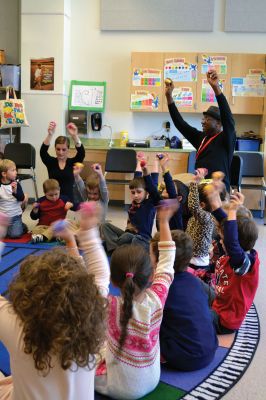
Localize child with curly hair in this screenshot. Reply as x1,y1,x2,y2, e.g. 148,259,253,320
0,202,109,399
95,201,177,399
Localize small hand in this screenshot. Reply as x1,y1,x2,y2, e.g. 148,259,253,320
229,191,245,209
32,202,40,211
65,202,73,211
11,181,17,193
193,168,207,183
78,201,102,231
66,122,78,138
159,153,169,171
92,163,103,176
157,198,179,221
48,121,56,136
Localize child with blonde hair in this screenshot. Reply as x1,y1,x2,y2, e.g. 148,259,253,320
0,159,27,238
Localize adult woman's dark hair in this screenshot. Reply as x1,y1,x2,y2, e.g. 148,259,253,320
9,248,107,375
55,135,70,148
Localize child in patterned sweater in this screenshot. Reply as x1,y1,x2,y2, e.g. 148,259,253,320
186,168,215,269
95,201,177,400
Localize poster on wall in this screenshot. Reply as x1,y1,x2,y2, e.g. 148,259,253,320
201,79,225,103
201,55,227,75
130,90,159,110
172,87,193,107
30,58,54,90
69,80,106,111
164,58,197,82
231,70,265,97
132,68,161,86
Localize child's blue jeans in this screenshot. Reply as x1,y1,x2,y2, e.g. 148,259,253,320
6,215,24,238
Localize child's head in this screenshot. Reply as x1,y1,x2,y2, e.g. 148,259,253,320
218,206,258,251
0,159,17,182
129,177,147,204
150,229,193,273
9,248,107,375
197,183,212,211
43,179,60,202
110,244,152,348
86,174,100,201
174,180,189,205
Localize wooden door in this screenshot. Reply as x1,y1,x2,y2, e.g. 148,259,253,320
230,53,266,115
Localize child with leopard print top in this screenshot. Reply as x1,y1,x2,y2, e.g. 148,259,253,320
186,168,215,269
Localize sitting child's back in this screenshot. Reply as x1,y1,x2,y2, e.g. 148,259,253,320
151,230,218,371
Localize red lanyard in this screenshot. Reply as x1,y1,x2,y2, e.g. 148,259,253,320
196,132,222,160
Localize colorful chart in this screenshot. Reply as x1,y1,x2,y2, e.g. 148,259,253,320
132,68,161,87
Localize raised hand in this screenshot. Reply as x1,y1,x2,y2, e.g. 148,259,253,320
79,201,102,231
92,163,103,176
66,122,78,138
229,191,245,210
48,121,56,136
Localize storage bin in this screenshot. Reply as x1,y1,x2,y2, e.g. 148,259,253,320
235,138,260,152
0,65,21,91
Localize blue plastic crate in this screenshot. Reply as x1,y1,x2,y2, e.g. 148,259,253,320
235,138,260,151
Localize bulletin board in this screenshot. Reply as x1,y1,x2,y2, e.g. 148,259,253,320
69,80,106,111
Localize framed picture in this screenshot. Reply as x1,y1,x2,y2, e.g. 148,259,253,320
69,80,106,111
30,58,54,90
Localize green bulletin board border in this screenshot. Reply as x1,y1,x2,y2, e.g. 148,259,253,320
69,80,106,112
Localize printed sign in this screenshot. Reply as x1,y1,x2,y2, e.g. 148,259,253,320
132,68,161,86
164,58,197,82
130,90,159,110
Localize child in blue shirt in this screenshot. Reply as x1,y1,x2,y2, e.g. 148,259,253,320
150,229,218,371
101,163,161,253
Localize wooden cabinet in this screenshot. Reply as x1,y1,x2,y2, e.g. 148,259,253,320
130,52,164,112
230,54,265,115
130,52,266,116
69,148,190,202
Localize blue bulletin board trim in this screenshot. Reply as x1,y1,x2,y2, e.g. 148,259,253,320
69,80,106,112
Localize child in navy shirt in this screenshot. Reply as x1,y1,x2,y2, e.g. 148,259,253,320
101,163,161,253
151,229,218,371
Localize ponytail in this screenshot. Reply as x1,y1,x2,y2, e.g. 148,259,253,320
110,245,152,352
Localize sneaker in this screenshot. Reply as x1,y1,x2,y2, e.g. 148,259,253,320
31,234,44,243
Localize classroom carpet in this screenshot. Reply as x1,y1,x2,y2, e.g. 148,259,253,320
0,243,260,399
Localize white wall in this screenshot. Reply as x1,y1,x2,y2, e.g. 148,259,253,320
70,0,266,141
0,0,20,64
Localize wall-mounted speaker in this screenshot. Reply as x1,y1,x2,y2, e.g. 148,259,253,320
91,113,102,131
